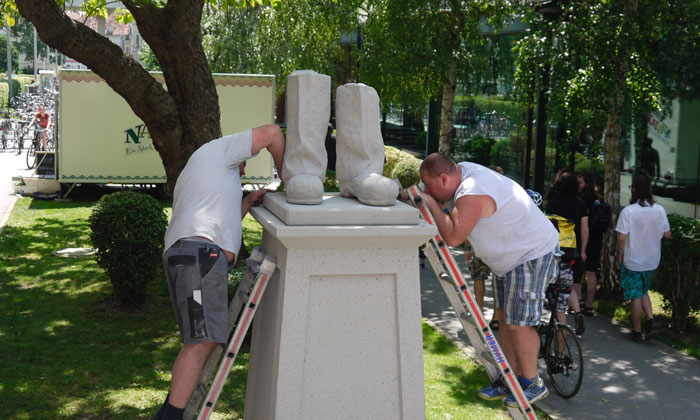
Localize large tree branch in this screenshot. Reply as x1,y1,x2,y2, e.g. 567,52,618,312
123,0,221,145
16,0,176,129
16,0,222,188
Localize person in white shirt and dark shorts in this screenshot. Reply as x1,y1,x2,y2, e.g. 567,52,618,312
616,174,671,342
155,125,285,420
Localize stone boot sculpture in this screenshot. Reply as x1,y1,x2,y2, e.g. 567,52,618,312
336,83,398,206
282,70,330,205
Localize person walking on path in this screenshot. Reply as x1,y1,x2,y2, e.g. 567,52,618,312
153,125,285,420
616,174,671,343
419,153,559,408
546,172,589,336
578,173,604,315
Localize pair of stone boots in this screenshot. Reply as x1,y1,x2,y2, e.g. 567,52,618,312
281,70,398,206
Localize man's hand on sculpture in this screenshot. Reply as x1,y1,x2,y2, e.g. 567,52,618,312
245,189,271,207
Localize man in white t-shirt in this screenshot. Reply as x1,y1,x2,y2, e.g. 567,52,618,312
616,174,671,342
154,124,285,420
419,153,559,408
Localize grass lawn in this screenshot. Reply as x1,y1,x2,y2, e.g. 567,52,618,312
595,291,700,360
0,196,513,419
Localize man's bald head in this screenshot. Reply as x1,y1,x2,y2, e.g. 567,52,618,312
420,153,459,178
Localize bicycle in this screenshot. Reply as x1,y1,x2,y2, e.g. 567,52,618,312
27,126,52,169
535,282,584,399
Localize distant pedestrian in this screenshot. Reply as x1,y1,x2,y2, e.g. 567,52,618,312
578,173,604,316
616,174,671,342
547,172,589,336
639,137,660,180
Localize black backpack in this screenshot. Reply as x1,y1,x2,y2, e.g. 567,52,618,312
589,199,612,233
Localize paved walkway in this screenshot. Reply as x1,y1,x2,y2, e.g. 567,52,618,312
0,150,32,230
420,247,700,420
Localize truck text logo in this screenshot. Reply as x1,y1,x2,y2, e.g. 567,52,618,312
125,124,151,144
124,124,154,156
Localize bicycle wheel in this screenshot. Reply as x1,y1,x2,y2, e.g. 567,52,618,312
544,324,583,399
26,143,36,169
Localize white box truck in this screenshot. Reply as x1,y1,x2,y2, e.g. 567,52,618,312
41,69,275,196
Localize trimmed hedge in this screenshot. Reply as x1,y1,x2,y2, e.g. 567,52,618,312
0,82,8,108
0,74,36,108
89,191,167,307
384,146,423,189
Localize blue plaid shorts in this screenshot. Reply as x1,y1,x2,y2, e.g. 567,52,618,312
494,250,558,327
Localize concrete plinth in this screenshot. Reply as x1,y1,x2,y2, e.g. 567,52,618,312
245,193,436,420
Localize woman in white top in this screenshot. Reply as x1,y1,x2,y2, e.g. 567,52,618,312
616,174,671,342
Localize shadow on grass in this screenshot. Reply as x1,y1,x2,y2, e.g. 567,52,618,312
0,201,209,419
422,323,509,419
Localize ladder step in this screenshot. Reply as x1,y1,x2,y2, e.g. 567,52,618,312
197,383,208,398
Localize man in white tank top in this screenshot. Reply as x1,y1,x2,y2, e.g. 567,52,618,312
420,153,558,407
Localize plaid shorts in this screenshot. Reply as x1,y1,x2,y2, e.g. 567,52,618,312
494,250,558,327
469,255,491,282
620,265,655,301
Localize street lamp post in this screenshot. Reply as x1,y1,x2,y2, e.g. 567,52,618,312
532,0,564,194
6,25,12,101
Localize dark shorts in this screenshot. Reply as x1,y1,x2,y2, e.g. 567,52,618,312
163,238,230,344
620,265,655,301
584,236,603,272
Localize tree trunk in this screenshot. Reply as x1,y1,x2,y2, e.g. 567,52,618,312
16,0,221,190
600,0,638,296
438,61,457,156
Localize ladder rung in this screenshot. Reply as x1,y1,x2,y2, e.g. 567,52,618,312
197,383,208,398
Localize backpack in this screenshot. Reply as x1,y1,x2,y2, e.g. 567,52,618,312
589,199,612,233
547,214,577,262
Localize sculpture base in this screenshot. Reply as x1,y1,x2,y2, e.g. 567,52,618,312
244,197,435,420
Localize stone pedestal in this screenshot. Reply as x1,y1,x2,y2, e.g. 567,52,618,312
244,193,436,420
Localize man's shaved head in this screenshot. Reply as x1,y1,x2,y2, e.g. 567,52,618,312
420,153,459,178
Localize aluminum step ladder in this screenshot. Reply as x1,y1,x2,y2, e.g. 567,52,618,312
183,247,276,420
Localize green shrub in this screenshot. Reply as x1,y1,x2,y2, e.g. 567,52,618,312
89,191,167,307
464,136,496,166
392,155,422,188
14,75,35,95
383,146,402,178
0,83,8,108
490,139,514,174
324,170,340,192
654,214,700,332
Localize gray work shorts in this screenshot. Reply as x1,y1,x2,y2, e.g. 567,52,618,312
163,237,230,344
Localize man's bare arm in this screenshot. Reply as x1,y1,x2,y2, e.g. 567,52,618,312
241,189,270,219
422,192,493,247
617,233,626,264
252,124,285,179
